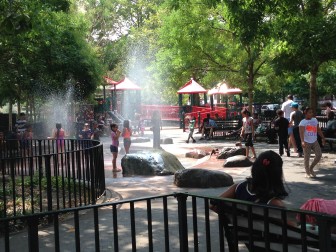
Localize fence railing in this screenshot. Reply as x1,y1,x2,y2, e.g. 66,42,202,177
0,139,105,218
1,193,335,251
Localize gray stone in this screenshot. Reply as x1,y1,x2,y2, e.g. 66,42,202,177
223,155,253,167
185,149,208,159
161,138,173,144
174,168,234,188
121,150,184,176
217,147,246,159
132,137,151,143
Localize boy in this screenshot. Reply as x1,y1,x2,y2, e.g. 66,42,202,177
274,109,290,157
240,109,256,158
186,116,196,143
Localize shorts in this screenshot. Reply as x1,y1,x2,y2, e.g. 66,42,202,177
288,126,293,135
124,138,131,149
244,133,254,147
110,145,118,153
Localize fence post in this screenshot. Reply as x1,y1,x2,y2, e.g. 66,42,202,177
45,155,53,215
28,216,39,252
176,193,189,252
317,217,332,252
198,112,201,128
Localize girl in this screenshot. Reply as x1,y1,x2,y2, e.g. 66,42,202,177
240,109,257,159
122,120,132,154
51,123,66,151
110,123,122,172
210,150,288,209
299,107,326,178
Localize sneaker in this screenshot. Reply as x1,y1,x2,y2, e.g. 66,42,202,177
310,171,317,178
305,174,311,178
192,140,196,143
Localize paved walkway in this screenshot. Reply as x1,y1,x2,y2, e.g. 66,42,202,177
103,126,336,209
2,127,336,251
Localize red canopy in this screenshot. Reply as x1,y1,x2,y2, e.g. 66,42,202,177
106,77,141,90
208,82,242,95
177,78,207,94
104,76,120,85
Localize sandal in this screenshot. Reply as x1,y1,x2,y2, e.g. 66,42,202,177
112,168,122,172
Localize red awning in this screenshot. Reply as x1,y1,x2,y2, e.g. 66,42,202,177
177,78,207,94
104,76,121,85
208,81,242,95
107,77,141,90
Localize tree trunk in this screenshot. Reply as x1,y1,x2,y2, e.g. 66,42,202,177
309,65,319,114
9,100,13,131
247,63,254,113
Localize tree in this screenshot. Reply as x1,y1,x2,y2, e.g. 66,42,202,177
153,0,275,110
0,0,103,113
272,0,336,112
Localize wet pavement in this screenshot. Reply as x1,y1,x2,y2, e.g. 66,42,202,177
2,126,336,251
103,126,336,209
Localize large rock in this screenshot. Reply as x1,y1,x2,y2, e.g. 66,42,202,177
174,168,233,188
132,137,151,143
223,155,253,167
185,149,209,159
121,150,184,176
217,147,246,159
160,138,173,144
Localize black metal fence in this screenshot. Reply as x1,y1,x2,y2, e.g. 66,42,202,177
0,139,105,218
1,193,335,251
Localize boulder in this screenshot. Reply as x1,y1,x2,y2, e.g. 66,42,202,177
185,149,208,159
121,150,184,176
217,147,246,159
161,138,173,144
223,155,253,167
174,168,233,188
131,137,151,143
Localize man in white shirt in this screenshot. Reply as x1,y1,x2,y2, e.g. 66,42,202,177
281,95,296,153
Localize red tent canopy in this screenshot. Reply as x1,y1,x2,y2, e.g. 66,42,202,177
106,77,141,90
208,82,242,95
177,78,207,94
104,76,120,85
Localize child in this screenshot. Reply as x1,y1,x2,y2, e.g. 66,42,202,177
274,110,290,157
210,150,288,209
240,109,256,159
186,116,196,143
110,123,122,172
122,120,132,154
52,123,66,151
299,107,326,178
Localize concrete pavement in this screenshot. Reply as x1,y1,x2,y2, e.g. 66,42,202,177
2,126,335,251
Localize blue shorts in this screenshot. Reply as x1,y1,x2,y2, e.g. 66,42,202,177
288,127,293,135
110,145,118,153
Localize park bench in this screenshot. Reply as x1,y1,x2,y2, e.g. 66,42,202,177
214,201,336,252
325,137,336,151
210,120,242,139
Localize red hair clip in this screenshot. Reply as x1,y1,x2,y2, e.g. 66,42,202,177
263,159,270,166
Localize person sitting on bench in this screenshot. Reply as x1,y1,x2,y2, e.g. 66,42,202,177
200,116,217,140
210,150,289,211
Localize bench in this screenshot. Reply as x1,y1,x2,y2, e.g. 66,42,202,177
210,120,242,139
325,137,336,151
213,200,336,252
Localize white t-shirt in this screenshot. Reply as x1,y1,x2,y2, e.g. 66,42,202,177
299,118,319,143
281,99,293,120
243,117,253,134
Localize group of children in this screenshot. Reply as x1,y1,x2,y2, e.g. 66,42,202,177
110,120,132,172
